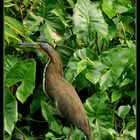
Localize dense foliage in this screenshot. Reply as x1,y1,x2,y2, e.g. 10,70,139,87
4,0,136,139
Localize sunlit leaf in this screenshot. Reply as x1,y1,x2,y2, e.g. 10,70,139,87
4,0,15,8
117,105,131,119
73,0,109,44
132,105,136,116
4,24,22,43
129,129,136,139
4,16,25,35
102,0,116,19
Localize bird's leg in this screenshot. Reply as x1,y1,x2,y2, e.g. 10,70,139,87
67,125,75,140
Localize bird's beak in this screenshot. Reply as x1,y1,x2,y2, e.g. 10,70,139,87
16,42,40,49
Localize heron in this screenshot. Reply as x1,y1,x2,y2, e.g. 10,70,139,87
17,41,92,140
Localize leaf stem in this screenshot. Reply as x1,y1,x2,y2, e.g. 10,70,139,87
15,126,26,137
120,119,125,134
21,117,47,123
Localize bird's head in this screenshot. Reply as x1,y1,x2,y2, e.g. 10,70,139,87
16,41,55,55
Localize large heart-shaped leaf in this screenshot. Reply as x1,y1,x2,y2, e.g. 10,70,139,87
73,0,109,44
5,55,36,103
84,92,114,139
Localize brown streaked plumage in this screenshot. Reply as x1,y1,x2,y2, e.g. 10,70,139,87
18,42,92,140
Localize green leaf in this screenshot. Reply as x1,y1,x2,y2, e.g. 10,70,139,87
67,0,75,8
114,0,132,14
23,0,65,45
117,105,131,119
100,47,129,67
92,127,113,140
76,59,87,77
74,72,89,91
120,15,134,24
129,129,136,139
107,19,118,40
23,11,44,34
127,91,135,101
73,0,109,43
4,24,22,43
56,45,74,66
41,100,63,134
102,0,132,18
4,55,19,78
24,136,36,140
30,86,47,114
45,100,62,116
65,48,104,85
4,86,18,135
85,57,103,84
99,47,129,91
4,16,25,35
119,78,133,87
38,21,62,45
51,1,68,26
84,92,114,129
4,133,11,140
102,0,116,19
111,90,122,103
4,0,15,7
23,0,30,7
132,105,136,116
5,55,36,103
126,40,136,68
126,119,135,131
67,128,85,140
84,92,114,139
45,132,64,140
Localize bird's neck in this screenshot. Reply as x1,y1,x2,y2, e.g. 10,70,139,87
50,52,64,76
40,43,64,76
44,48,63,76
